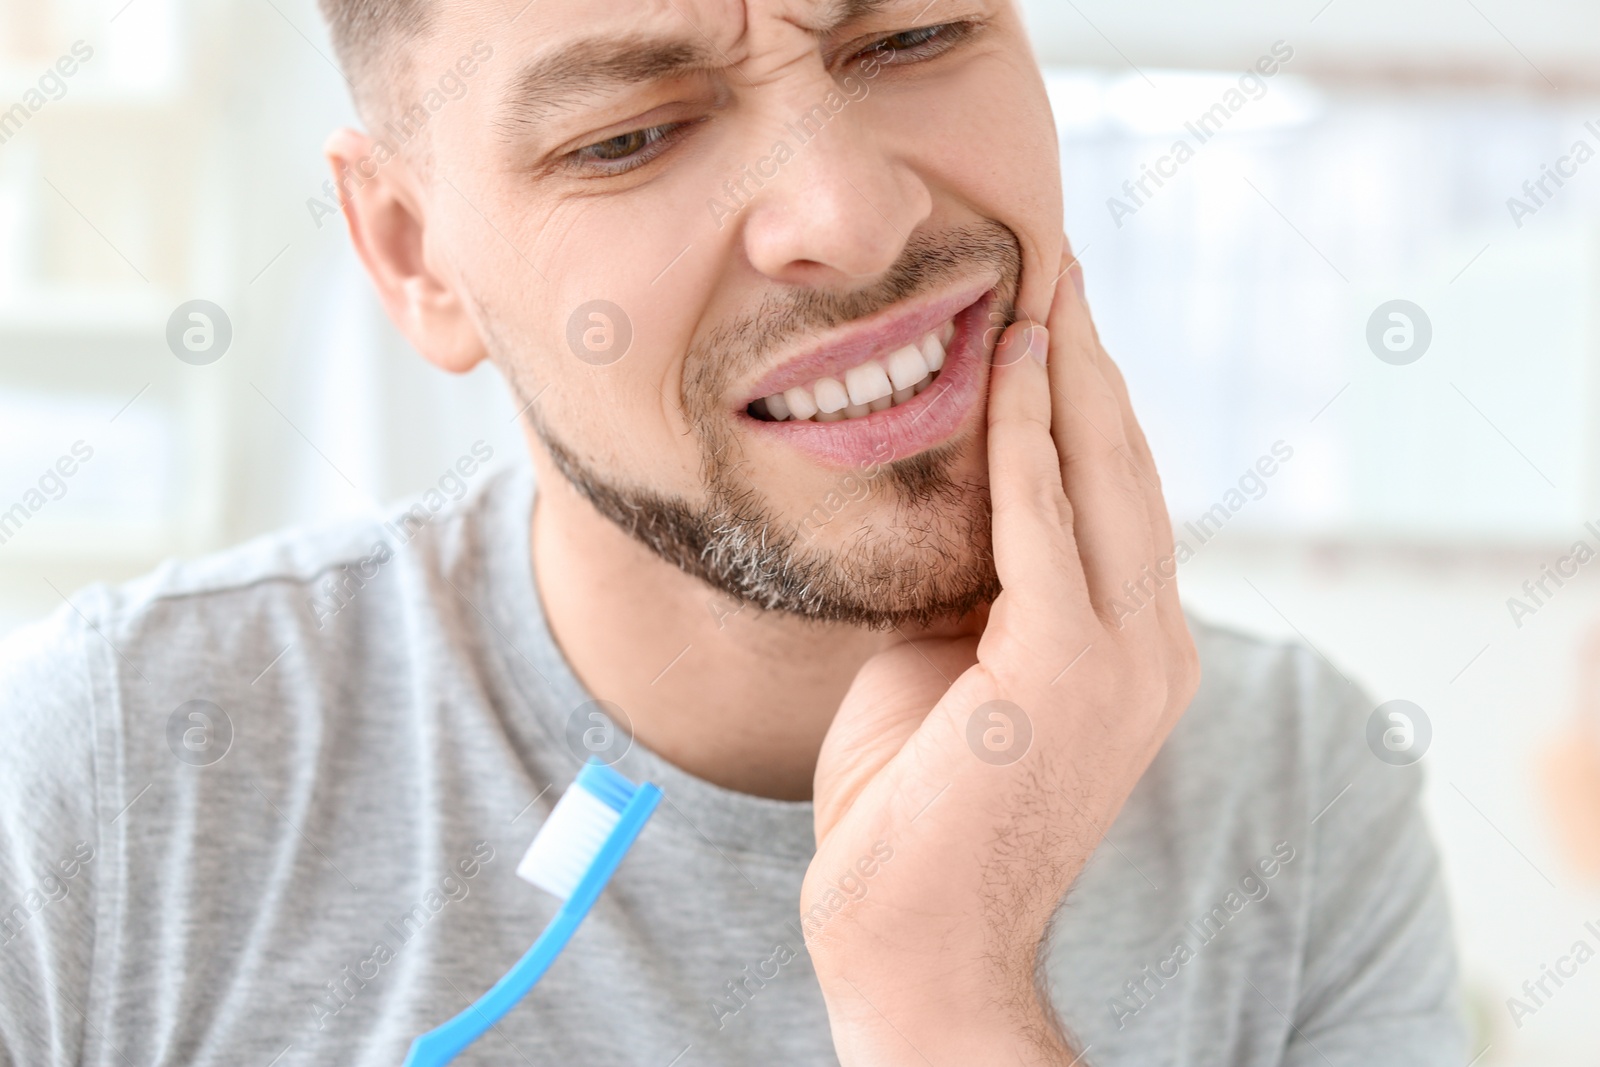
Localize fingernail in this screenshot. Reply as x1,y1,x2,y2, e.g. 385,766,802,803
1027,325,1049,366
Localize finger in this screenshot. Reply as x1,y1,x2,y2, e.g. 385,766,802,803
1100,353,1177,566
1103,358,1198,710
985,321,1091,624
1101,347,1191,654
1056,246,1176,569
1060,252,1187,648
1057,237,1154,528
1045,256,1159,628
1060,253,1195,701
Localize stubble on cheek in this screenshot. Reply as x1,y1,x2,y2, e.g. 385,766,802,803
471,222,1021,629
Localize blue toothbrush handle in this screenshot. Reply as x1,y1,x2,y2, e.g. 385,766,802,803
402,782,662,1067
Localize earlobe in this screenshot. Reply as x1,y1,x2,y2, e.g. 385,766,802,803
401,275,487,374
323,127,488,376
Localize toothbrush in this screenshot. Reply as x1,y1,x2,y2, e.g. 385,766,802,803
403,759,662,1067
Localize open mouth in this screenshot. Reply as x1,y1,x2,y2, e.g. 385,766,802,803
733,284,997,469
745,317,955,424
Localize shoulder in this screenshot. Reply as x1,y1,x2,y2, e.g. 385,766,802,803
0,460,523,787
0,602,98,823
0,598,101,1060
1187,612,1365,729
1183,612,1376,771
79,459,519,659
1143,612,1399,841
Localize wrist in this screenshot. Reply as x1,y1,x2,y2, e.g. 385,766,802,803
814,957,1079,1066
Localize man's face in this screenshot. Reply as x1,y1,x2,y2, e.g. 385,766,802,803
404,0,1063,627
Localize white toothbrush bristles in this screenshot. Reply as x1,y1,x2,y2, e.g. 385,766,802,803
516,782,624,900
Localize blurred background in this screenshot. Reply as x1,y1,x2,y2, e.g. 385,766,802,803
2,0,1598,1060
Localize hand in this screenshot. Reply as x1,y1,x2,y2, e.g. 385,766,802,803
802,243,1201,1065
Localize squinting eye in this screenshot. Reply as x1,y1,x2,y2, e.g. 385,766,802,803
880,25,945,51
570,123,685,174
857,21,973,63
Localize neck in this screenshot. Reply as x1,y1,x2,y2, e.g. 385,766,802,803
529,449,901,801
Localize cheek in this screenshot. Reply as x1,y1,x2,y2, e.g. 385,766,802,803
460,197,709,485
936,63,1060,195
869,58,1062,318
534,354,703,491
981,85,1064,322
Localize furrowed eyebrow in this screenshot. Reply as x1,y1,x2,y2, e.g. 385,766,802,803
813,0,903,33
498,36,723,134
496,2,923,138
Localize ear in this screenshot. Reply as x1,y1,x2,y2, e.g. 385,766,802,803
324,127,487,374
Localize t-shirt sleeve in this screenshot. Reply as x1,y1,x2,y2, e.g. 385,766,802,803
0,605,101,1067
1283,654,1468,1066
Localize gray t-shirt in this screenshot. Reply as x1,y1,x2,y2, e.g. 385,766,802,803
0,462,1464,1066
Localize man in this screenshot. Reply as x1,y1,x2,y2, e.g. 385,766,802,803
0,1,1463,1063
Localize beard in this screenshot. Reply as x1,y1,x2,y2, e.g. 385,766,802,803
499,221,1023,631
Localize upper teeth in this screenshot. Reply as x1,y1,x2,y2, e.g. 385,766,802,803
756,319,955,424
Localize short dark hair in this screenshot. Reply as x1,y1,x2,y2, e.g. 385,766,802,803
317,0,433,117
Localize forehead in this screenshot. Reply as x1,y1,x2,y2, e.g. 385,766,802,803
530,0,752,48
433,0,904,66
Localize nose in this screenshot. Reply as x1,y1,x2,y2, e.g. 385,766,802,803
737,80,934,288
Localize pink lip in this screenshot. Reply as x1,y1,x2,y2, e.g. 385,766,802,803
739,279,998,404
738,291,997,469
